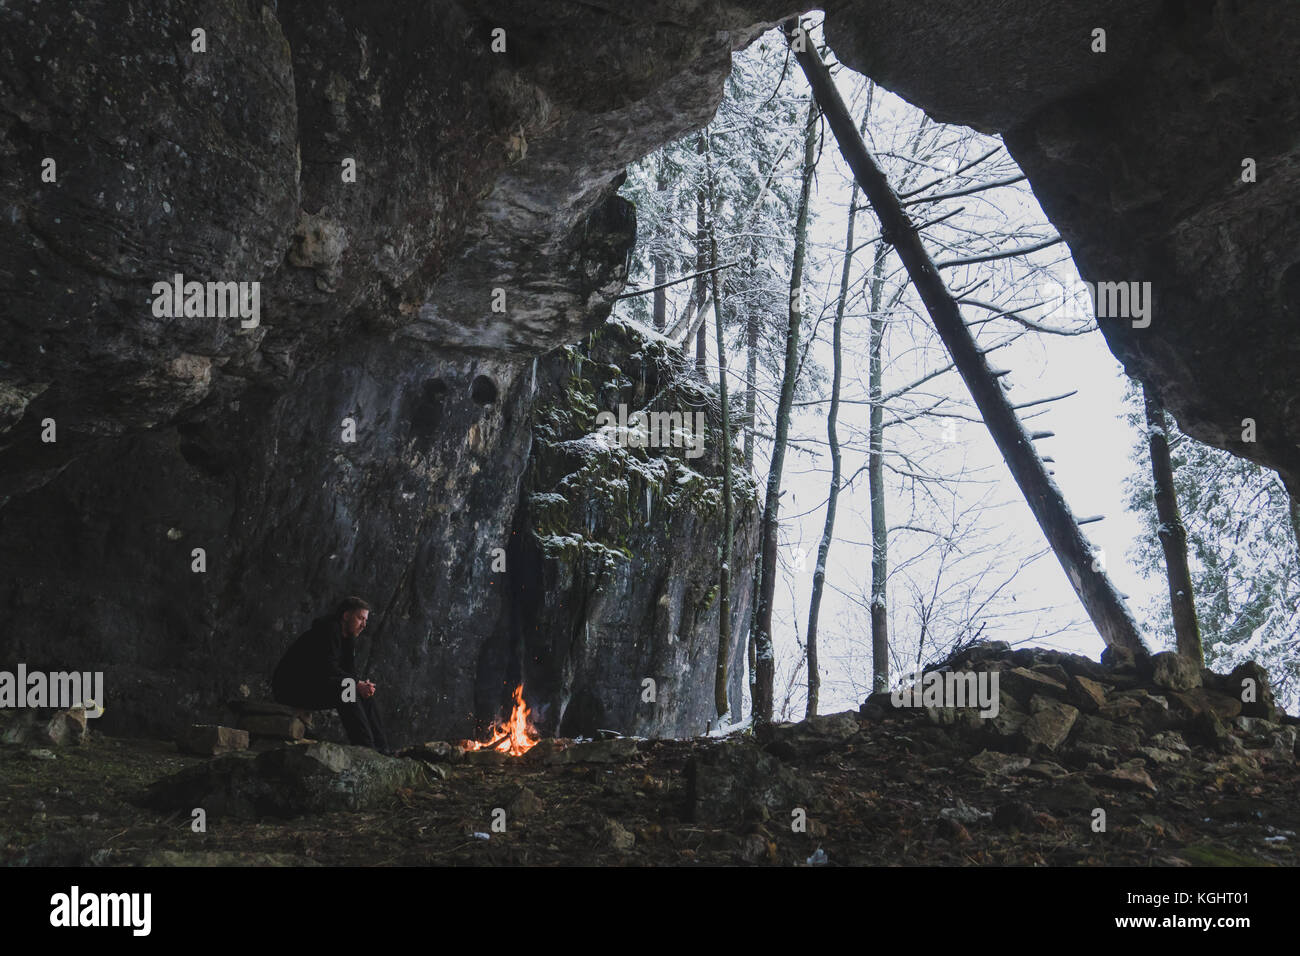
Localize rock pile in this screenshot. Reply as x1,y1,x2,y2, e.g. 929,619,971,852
859,642,1293,786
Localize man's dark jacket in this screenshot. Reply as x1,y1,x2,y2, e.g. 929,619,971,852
272,616,355,707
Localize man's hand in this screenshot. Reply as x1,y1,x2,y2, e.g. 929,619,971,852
359,680,377,699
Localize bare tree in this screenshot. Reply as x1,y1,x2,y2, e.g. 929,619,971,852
753,98,819,725
791,20,1147,654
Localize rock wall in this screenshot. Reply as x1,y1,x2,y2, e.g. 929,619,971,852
0,0,789,745
822,0,1300,494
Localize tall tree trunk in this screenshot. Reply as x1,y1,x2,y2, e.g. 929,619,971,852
1290,494,1300,559
652,161,669,330
1143,383,1203,665
694,133,709,377
868,245,890,693
791,24,1147,654
753,99,818,725
711,224,735,718
806,175,861,717
744,303,758,469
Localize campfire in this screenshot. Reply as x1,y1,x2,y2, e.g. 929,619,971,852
463,683,539,756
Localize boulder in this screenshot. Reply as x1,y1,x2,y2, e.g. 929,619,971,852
1150,651,1202,691
1228,662,1279,721
1021,697,1079,753
1067,674,1109,713
762,710,860,759
859,690,897,722
1070,715,1141,752
141,741,426,818
601,818,636,852
1168,688,1243,722
44,707,88,746
999,667,1068,705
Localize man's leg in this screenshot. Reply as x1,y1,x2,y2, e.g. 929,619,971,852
336,700,376,748
361,697,389,753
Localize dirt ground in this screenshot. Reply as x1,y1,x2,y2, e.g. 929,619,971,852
4,713,1297,866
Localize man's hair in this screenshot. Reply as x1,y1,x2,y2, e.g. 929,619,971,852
335,596,371,619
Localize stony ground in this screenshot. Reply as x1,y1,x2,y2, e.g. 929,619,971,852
4,644,1299,867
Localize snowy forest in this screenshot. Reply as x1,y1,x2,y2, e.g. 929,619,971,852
613,21,1300,722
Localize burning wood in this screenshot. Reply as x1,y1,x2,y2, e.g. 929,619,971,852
462,684,538,756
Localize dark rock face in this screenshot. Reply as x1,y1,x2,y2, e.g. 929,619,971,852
0,2,786,744
823,0,1300,493
0,313,756,745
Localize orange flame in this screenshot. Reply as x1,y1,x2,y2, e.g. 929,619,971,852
464,684,538,756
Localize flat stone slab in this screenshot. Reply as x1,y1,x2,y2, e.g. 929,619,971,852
238,714,306,740
176,724,249,756
543,737,641,765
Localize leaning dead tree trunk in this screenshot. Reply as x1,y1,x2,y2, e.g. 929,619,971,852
1142,383,1203,665
791,23,1147,654
710,224,735,718
753,98,819,725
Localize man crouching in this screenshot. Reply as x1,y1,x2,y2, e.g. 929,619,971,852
272,596,389,753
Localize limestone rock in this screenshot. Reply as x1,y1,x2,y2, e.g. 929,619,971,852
762,710,860,759
1021,697,1079,753
967,750,1031,776
1168,688,1243,722
238,714,306,741
1000,667,1068,705
1070,715,1141,752
543,737,641,765
1229,662,1278,721
3,708,89,747
141,741,426,818
1150,651,1202,691
44,707,88,746
1095,761,1158,793
176,724,249,756
601,818,636,852
1067,674,1109,713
